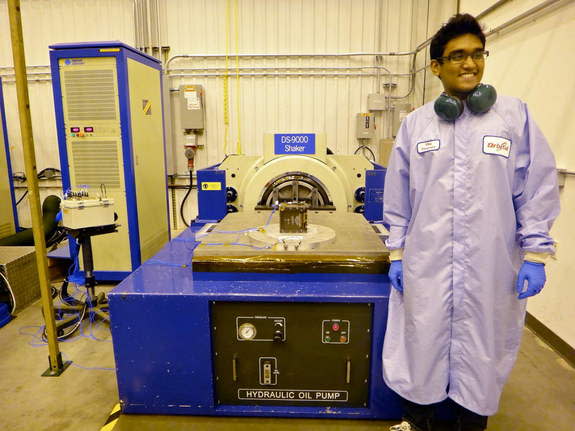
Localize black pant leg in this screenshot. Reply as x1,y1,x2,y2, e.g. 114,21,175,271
402,397,435,431
454,402,488,431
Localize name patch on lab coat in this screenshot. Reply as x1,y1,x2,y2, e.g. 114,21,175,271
417,139,440,154
483,136,511,158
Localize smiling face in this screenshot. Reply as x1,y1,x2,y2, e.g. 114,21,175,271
430,33,485,99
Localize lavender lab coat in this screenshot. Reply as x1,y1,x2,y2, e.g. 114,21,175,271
382,95,560,415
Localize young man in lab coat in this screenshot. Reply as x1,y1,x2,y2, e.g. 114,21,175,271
382,13,560,431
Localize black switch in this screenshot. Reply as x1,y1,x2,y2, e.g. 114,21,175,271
273,321,284,342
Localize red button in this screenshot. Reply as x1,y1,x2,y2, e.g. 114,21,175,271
332,322,340,331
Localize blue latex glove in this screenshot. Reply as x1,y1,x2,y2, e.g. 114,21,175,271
516,261,546,299
389,260,404,293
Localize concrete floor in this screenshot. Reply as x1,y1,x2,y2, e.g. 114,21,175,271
1,287,574,431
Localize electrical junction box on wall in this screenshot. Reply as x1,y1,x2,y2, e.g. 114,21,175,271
367,93,387,111
0,77,18,240
356,113,376,140
180,84,204,131
49,42,170,280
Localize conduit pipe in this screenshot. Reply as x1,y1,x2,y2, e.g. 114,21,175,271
476,0,513,20
169,72,394,79
166,51,416,72
485,0,574,37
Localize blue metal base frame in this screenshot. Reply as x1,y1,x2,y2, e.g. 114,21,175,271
90,271,130,282
68,270,129,285
109,225,401,419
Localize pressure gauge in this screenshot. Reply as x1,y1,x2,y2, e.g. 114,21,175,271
238,323,257,340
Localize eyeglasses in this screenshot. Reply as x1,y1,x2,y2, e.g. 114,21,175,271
438,50,489,64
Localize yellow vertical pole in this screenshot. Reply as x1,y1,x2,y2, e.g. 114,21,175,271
7,0,69,375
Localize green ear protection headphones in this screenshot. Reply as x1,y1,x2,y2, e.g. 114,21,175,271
434,83,497,122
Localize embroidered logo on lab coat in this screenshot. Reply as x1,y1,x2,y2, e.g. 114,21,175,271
417,139,440,154
483,136,511,158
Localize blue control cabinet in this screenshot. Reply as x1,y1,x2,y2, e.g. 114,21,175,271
49,42,170,280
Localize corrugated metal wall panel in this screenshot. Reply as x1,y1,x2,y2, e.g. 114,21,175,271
0,0,134,175
0,0,134,66
166,0,417,174
0,0,421,175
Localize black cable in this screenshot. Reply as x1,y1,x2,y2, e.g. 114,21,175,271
12,172,26,182
13,167,61,182
42,300,88,342
354,145,376,162
59,282,82,306
0,271,16,313
37,167,61,179
168,184,198,190
15,190,28,206
42,280,87,341
179,170,194,228
46,227,67,248
14,168,62,207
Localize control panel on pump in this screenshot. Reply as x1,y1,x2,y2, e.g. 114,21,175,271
211,301,372,407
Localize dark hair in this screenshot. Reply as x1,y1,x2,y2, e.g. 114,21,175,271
430,14,486,61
